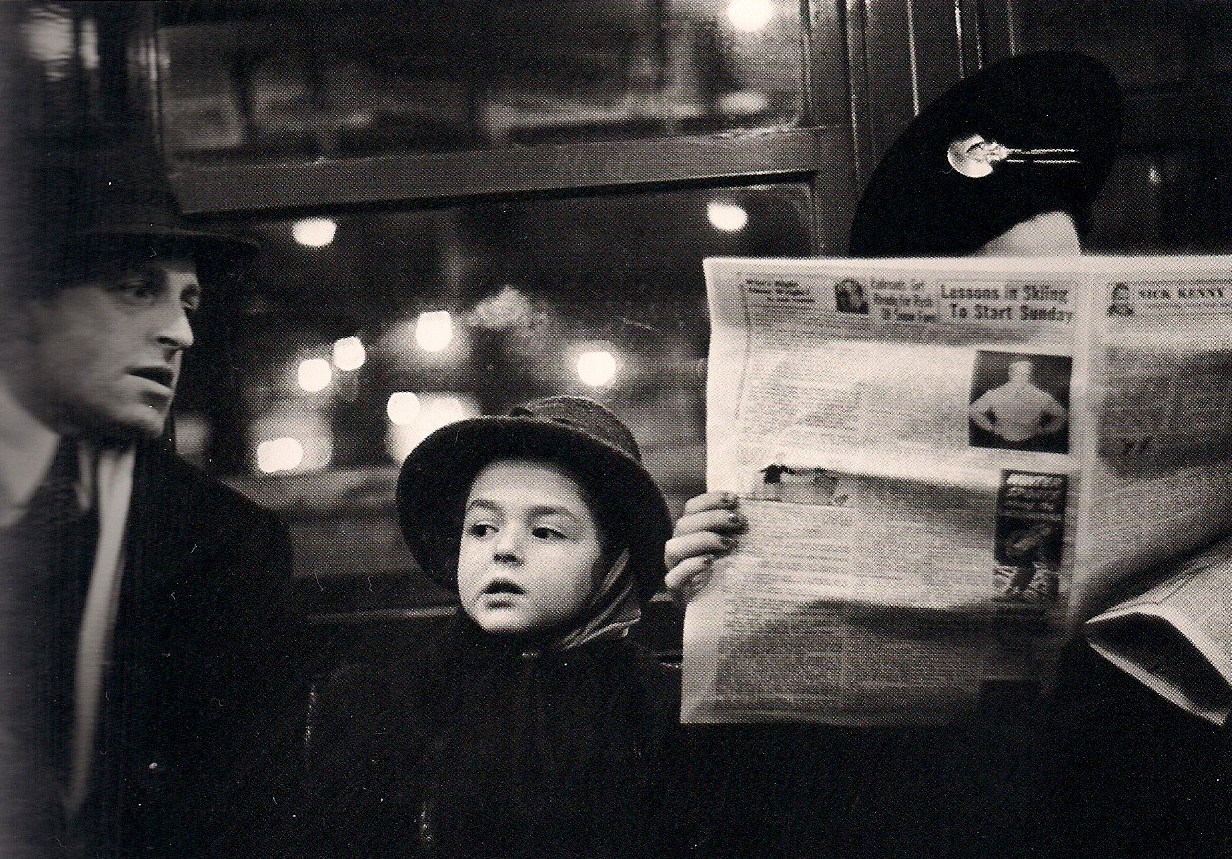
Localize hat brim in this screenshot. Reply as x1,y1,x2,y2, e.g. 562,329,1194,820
396,416,672,603
849,51,1123,257
77,223,260,254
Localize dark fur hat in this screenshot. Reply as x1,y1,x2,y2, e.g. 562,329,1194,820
849,52,1123,257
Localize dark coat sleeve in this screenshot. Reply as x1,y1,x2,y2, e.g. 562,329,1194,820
123,450,307,859
202,502,307,858
1043,643,1232,858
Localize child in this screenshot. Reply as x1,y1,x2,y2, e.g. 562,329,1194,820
307,396,689,859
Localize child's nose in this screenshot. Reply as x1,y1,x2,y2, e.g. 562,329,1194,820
493,529,523,562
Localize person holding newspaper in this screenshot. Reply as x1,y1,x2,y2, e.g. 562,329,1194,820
667,52,1231,858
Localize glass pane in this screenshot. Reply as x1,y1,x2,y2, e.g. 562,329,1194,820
1019,1,1232,253
155,0,804,161
178,182,812,612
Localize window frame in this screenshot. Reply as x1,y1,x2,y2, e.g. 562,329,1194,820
162,1,1013,251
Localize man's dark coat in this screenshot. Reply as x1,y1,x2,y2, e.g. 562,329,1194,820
5,443,303,858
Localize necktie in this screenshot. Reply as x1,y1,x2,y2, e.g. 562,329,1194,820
14,440,98,787
22,439,87,532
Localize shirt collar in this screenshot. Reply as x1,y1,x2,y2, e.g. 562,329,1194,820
0,374,99,526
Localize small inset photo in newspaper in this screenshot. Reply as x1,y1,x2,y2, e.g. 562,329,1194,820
968,350,1072,454
747,462,857,506
992,470,1067,606
1107,281,1136,317
833,277,870,314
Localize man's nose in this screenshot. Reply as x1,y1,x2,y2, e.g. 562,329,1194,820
155,301,194,351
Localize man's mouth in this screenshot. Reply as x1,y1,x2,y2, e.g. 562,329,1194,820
129,366,176,390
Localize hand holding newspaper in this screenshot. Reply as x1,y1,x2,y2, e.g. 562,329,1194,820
684,255,1232,726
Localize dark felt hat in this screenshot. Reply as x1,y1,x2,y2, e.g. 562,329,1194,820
849,51,1123,257
31,133,257,288
396,396,672,604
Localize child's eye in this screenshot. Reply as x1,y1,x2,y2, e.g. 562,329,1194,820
466,522,497,539
531,526,566,541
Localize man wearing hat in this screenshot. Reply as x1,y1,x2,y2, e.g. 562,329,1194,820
668,52,1230,856
0,135,301,857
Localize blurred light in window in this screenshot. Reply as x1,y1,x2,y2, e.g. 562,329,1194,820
386,391,422,425
1148,164,1163,186
21,6,74,68
332,336,366,371
385,393,480,462
173,412,212,469
292,217,337,247
726,0,776,32
78,17,98,70
576,350,618,387
718,90,771,115
250,410,333,474
297,358,333,392
256,437,305,473
415,311,454,352
708,200,748,232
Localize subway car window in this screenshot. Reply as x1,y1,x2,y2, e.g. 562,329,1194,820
1018,2,1232,253
178,184,812,617
155,0,805,161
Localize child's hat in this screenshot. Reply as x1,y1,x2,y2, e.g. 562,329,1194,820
849,51,1122,257
396,396,672,603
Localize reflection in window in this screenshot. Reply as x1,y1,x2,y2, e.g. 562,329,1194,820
178,183,810,607
155,0,805,159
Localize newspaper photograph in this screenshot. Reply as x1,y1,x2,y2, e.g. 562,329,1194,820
684,255,1232,725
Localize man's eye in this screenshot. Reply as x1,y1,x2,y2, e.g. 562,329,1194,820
182,289,202,316
110,276,160,305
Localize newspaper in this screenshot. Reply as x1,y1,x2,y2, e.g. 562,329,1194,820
684,255,1232,725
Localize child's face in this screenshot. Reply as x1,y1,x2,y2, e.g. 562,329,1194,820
457,458,605,636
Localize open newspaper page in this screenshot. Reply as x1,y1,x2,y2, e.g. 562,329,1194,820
1079,258,1232,725
683,255,1232,725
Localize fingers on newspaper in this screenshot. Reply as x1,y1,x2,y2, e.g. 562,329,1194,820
683,255,1232,726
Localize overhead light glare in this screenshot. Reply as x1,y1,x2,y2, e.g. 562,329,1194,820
726,0,776,32
576,350,618,387
293,217,337,248
256,437,304,473
708,200,748,232
333,336,366,371
297,358,332,392
386,391,422,425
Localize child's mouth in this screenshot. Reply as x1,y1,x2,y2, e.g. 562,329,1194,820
482,579,526,596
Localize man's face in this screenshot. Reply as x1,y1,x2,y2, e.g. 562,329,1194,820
20,255,201,440
457,458,605,637
975,211,1081,256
